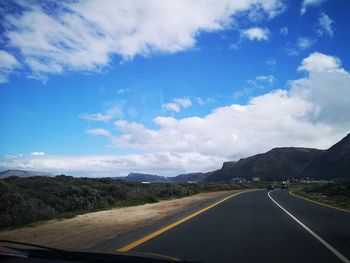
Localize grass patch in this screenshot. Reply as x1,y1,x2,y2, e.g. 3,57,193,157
293,182,350,211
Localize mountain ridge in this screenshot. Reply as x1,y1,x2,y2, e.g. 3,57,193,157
301,133,350,179
205,133,350,182
1,133,349,182
0,169,53,179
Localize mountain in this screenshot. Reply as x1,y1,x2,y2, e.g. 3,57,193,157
170,172,212,182
121,173,170,182
206,133,350,182
0,169,52,179
117,172,211,183
302,133,350,179
3,134,349,183
206,148,323,181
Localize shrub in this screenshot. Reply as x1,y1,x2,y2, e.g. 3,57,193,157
0,175,247,229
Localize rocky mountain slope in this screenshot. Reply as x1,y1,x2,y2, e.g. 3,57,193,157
205,148,323,181
170,172,212,182
2,134,349,182
117,173,170,182
205,133,350,181
302,133,350,179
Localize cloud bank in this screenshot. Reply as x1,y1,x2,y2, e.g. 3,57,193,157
1,152,225,177
3,52,349,176
1,0,283,82
88,52,350,160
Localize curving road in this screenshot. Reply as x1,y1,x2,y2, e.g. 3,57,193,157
118,189,350,263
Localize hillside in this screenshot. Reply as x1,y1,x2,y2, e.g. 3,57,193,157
2,134,349,183
206,147,323,181
0,169,52,179
302,133,350,179
170,172,212,182
117,172,211,183
205,133,350,182
120,173,169,182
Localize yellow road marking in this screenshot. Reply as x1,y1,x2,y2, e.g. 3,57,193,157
289,190,350,213
117,189,258,252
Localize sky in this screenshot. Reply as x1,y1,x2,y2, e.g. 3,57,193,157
0,0,349,177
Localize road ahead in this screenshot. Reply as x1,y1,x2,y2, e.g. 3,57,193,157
119,190,350,263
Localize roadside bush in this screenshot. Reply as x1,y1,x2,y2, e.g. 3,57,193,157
0,175,247,229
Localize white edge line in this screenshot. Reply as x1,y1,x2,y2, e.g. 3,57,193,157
268,190,349,263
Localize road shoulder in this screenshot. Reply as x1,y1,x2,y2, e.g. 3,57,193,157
0,190,248,251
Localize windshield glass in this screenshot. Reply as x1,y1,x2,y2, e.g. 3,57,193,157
1,1,349,263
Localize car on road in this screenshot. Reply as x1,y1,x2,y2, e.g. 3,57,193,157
267,184,275,190
281,183,288,189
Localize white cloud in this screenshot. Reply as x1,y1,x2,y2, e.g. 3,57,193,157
255,75,275,84
279,26,288,36
232,87,253,99
162,98,192,113
30,151,45,156
0,50,19,69
235,75,276,97
232,75,276,99
241,27,270,41
301,0,327,15
79,106,121,122
298,52,340,72
3,52,349,176
196,97,206,106
317,12,334,37
117,88,131,94
2,0,283,81
86,128,113,137
1,152,225,177
229,43,239,50
296,37,315,50
196,97,215,106
174,98,192,108
107,91,320,158
266,58,276,67
0,74,8,84
285,36,315,56
162,103,181,113
89,52,350,160
0,50,20,83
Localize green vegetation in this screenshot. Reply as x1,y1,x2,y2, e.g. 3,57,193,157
0,175,250,229
293,182,350,211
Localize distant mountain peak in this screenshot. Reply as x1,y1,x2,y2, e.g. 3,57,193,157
0,169,52,179
124,173,169,182
302,133,350,179
206,133,350,182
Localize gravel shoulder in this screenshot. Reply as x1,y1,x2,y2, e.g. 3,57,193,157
0,190,246,251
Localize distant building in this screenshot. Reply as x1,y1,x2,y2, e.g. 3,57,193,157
252,177,260,182
231,177,248,183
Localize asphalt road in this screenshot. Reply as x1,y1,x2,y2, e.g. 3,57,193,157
121,190,350,263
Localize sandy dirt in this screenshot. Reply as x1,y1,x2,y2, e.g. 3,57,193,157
0,190,243,250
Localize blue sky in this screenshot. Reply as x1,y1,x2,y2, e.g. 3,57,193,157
0,0,349,176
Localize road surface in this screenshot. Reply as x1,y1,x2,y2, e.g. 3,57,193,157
113,190,350,263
